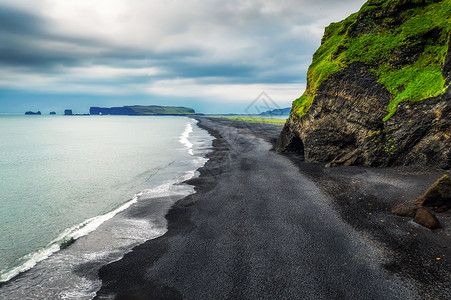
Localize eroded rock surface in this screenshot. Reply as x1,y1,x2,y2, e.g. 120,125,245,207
277,0,450,169
277,63,450,168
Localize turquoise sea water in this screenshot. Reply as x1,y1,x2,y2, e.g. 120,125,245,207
0,115,212,298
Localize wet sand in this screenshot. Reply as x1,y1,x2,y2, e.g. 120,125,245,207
95,117,451,300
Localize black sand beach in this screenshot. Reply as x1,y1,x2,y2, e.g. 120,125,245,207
95,117,451,300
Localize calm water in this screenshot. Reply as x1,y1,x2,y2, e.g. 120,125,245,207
0,115,212,298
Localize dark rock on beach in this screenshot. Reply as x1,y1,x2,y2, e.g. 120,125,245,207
392,203,417,218
393,175,450,229
414,174,451,211
413,207,442,230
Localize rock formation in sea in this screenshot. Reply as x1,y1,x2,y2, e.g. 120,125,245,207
277,0,450,169
25,111,41,115
89,105,196,116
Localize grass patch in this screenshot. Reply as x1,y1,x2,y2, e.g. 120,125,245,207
213,116,287,125
292,0,451,120
128,105,196,115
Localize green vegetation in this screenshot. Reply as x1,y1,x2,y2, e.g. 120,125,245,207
215,116,287,125
365,130,381,138
292,0,451,120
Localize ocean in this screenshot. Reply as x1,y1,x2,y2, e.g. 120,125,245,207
0,115,212,299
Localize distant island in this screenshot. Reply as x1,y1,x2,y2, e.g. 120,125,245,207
23,106,197,116
25,111,41,115
90,105,196,116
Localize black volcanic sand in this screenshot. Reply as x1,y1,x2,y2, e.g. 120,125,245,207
95,117,451,300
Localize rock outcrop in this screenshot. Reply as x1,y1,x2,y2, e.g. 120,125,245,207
392,203,417,217
392,175,450,229
277,0,450,169
414,174,451,212
90,106,136,115
90,105,196,116
25,111,41,115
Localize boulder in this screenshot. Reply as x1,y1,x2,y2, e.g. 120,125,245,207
392,204,417,217
392,175,450,229
414,175,451,212
413,207,442,230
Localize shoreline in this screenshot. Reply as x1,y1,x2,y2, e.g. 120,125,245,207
0,117,212,298
94,117,235,299
95,117,451,299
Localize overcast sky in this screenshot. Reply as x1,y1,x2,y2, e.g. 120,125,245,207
0,0,366,114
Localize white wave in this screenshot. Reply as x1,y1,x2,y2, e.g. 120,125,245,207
180,120,194,155
59,276,99,300
0,192,142,283
0,244,60,283
0,117,214,291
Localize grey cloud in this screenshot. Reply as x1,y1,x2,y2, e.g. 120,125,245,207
0,5,44,36
0,6,93,67
0,0,367,107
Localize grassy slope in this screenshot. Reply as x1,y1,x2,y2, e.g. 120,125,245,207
292,0,451,120
128,106,195,115
212,116,287,125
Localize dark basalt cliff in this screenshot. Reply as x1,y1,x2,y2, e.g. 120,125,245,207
277,0,451,169
90,106,136,115
90,105,195,116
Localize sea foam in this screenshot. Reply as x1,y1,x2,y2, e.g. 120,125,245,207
0,192,142,283
180,121,194,155
0,117,213,299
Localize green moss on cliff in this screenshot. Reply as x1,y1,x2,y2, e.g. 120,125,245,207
292,0,451,120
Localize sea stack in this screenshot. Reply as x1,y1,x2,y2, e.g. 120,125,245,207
25,111,41,115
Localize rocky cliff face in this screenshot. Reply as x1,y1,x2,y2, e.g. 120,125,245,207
90,106,136,115
277,0,451,169
89,106,195,115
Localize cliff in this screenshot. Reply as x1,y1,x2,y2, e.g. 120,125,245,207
277,0,451,169
90,105,196,116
